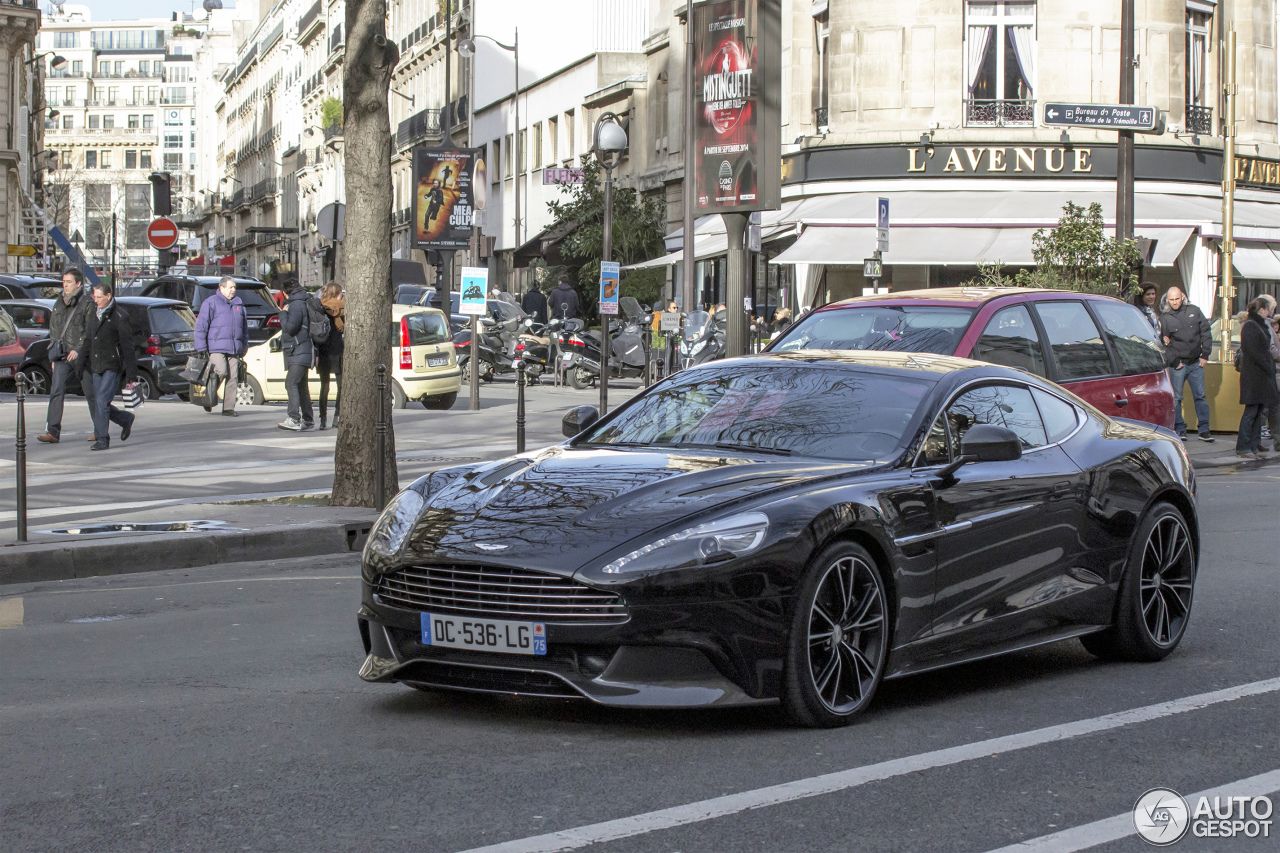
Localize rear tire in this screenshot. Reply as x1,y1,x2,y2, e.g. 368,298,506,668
237,376,264,406
568,367,593,390
423,392,457,410
782,542,889,728
135,372,160,400
1081,502,1195,662
392,381,408,410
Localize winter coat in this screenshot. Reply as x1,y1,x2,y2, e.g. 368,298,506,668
82,300,138,379
49,288,92,355
281,290,314,367
1159,302,1213,367
1240,313,1280,407
194,291,249,356
521,289,549,324
1137,304,1160,331
318,293,345,358
548,282,580,320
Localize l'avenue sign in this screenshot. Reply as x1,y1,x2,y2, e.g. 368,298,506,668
907,145,1096,175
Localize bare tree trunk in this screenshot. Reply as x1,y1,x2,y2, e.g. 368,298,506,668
332,0,399,507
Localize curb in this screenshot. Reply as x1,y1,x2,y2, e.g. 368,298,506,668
0,519,374,586
1190,452,1280,471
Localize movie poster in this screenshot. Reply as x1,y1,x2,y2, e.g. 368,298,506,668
413,147,479,249
695,0,758,211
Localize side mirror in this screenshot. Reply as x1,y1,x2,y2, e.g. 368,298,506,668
562,405,600,438
268,337,282,353
938,424,1022,481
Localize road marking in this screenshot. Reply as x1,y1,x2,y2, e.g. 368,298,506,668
0,597,22,628
456,676,1280,853
977,767,1280,852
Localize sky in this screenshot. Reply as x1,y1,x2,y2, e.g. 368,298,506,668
65,0,237,22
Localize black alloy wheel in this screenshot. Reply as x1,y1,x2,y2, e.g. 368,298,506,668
783,542,889,727
134,372,159,400
1082,502,1195,661
19,366,50,396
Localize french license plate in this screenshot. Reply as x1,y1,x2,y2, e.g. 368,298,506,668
0,367,12,378
175,342,194,353
512,359,522,369
420,612,546,656
561,354,574,366
426,356,448,368
247,319,260,329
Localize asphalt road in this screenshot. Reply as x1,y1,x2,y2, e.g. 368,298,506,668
2,466,1277,853
0,378,639,535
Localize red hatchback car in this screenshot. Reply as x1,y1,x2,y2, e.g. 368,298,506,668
768,287,1175,430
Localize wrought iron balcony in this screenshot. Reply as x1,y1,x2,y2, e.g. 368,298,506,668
396,107,442,150
323,122,343,143
1186,104,1213,136
964,98,1036,127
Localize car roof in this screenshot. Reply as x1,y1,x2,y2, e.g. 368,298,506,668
751,349,987,375
116,297,189,308
819,286,1111,309
156,275,265,286
393,304,446,319
0,299,53,307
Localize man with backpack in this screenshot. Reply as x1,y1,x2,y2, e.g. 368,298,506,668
278,279,322,431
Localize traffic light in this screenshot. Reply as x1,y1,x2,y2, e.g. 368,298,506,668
148,172,172,216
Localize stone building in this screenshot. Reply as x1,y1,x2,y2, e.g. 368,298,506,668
0,0,43,274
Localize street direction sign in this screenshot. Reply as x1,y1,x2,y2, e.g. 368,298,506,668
146,217,179,250
6,244,37,257
1042,102,1157,131
876,197,889,252
863,257,883,278
460,267,488,315
598,261,620,315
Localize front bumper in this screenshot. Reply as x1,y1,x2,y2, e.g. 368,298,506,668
356,582,788,708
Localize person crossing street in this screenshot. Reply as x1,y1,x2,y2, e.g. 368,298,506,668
278,279,315,431
81,281,137,451
37,268,93,444
194,275,249,417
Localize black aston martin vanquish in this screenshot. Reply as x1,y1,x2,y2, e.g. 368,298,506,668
358,351,1198,727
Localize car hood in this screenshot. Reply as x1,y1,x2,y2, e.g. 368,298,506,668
401,446,879,575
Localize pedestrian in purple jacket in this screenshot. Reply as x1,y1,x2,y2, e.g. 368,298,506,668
194,276,249,416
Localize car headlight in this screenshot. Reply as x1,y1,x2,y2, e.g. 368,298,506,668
365,489,426,562
601,512,769,575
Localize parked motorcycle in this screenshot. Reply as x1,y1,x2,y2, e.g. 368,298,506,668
686,307,727,367
514,318,566,382
559,300,655,389
454,319,504,383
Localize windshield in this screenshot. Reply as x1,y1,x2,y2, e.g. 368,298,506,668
684,311,710,340
580,365,932,460
771,306,977,355
150,305,196,334
403,312,451,346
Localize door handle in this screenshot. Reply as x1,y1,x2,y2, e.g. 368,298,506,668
1114,397,1129,407
1051,481,1073,496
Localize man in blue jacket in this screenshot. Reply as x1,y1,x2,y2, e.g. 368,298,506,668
194,276,249,416
278,279,315,431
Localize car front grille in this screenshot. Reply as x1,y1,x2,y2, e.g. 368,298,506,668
374,564,628,625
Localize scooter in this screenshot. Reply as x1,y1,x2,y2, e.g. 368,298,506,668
686,308,727,367
514,318,566,382
453,321,503,384
559,303,654,389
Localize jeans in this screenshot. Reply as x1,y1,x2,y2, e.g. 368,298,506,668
285,363,313,425
1168,362,1211,437
317,354,341,421
86,370,132,445
44,358,77,439
209,353,241,412
1238,404,1267,453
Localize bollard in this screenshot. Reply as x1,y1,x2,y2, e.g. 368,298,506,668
15,373,28,543
375,364,387,511
643,326,651,388
516,358,526,454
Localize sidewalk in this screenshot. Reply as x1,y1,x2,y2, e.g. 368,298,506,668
1181,432,1280,469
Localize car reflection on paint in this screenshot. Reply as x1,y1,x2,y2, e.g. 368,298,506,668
358,351,1199,727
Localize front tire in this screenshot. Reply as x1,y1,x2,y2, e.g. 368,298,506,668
19,366,51,396
782,542,889,728
1081,502,1195,662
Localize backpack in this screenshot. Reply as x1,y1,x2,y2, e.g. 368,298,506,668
306,294,331,346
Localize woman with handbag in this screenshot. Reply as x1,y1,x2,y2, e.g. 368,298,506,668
1236,297,1279,459
194,276,249,416
317,282,344,430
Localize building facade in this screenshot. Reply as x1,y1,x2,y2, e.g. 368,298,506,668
2,0,45,274
39,3,213,275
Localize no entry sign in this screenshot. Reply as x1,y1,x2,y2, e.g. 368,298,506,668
147,217,179,250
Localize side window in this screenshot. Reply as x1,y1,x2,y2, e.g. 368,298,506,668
948,384,1047,450
1032,388,1081,444
4,305,35,327
1089,300,1167,376
1033,301,1114,381
971,305,1047,376
917,413,951,466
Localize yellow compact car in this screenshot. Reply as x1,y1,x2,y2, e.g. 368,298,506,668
237,305,461,410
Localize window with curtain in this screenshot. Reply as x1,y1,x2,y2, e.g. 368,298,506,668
965,1,1036,125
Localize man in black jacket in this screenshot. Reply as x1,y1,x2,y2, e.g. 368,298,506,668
37,268,94,444
81,281,137,451
1159,286,1214,442
521,285,548,324
548,277,580,320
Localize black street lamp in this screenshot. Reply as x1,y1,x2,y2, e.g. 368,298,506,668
593,111,627,416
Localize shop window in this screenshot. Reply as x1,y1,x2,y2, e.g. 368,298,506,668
965,1,1036,127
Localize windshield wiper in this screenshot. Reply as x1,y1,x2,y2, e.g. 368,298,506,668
692,443,793,456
